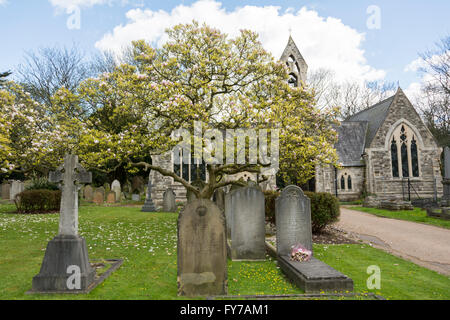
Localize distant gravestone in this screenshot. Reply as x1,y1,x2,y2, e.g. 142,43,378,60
84,185,94,202
229,186,265,260
1,183,11,200
142,179,156,211
163,188,177,212
111,180,121,202
275,185,313,256
132,194,140,202
178,199,227,297
10,181,24,201
106,191,116,204
131,176,144,194
104,182,111,194
93,187,105,205
442,147,450,207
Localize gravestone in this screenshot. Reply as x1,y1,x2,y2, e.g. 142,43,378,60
224,192,232,239
142,179,156,212
442,147,450,207
229,186,265,260
106,192,116,204
131,176,144,194
177,199,227,297
111,180,121,203
275,185,313,255
132,194,140,201
32,154,95,292
104,182,111,195
10,180,24,201
83,185,94,202
93,187,105,205
1,183,11,200
213,188,225,212
163,188,177,212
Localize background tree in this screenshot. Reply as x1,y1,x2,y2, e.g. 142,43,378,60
415,35,450,148
16,44,90,110
69,22,338,198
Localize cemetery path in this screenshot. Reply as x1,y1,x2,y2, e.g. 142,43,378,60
335,207,450,276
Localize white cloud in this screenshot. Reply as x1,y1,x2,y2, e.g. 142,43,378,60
0,0,8,6
95,0,386,84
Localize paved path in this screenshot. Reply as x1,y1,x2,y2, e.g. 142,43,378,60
334,207,450,276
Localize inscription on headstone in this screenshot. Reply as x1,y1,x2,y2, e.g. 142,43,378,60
178,199,227,296
275,185,313,255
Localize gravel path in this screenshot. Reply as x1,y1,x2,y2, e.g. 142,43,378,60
334,207,450,276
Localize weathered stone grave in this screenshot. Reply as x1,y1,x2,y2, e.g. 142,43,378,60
83,185,94,202
111,180,121,203
93,187,105,205
106,192,116,204
10,180,24,201
163,188,177,212
272,185,353,293
31,154,96,292
142,179,156,212
1,183,11,200
229,186,265,260
275,185,312,255
177,199,227,296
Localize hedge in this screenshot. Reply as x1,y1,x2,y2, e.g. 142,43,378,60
14,189,61,214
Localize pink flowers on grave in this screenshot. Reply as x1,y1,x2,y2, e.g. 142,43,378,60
290,244,312,262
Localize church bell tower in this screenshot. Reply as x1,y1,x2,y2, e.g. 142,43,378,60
280,36,308,87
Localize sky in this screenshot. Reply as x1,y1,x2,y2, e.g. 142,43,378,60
0,0,449,97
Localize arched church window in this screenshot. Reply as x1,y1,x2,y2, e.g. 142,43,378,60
288,73,297,88
347,176,352,190
340,176,345,190
390,124,420,178
391,137,399,177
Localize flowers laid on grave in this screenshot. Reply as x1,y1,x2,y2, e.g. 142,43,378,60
290,244,312,262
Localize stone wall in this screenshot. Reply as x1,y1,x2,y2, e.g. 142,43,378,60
316,165,364,201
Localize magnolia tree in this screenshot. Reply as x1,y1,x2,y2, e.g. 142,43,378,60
62,22,338,197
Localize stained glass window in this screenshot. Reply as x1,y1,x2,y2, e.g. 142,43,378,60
391,137,399,177
347,176,352,190
401,142,409,177
411,137,419,177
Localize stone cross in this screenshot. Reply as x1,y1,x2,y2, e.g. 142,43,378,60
49,154,92,236
142,177,156,212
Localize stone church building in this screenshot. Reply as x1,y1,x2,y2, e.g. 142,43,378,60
150,36,444,207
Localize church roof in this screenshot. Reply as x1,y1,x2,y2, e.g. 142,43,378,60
334,121,368,167
345,95,396,148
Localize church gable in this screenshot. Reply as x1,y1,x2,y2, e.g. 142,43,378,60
369,88,439,150
280,36,308,86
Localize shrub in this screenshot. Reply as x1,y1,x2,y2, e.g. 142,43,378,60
25,178,59,191
305,191,340,233
14,189,61,213
264,190,280,223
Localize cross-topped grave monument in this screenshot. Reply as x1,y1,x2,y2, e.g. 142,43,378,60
142,177,157,212
32,154,96,293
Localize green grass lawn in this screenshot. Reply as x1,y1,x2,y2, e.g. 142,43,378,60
348,206,450,229
0,204,449,300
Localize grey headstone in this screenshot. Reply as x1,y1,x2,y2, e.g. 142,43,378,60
224,192,232,239
84,185,94,202
177,199,227,296
229,186,266,260
10,180,24,201
132,194,140,201
93,187,105,205
111,180,121,202
142,179,156,212
1,183,11,200
163,188,177,212
275,185,313,255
